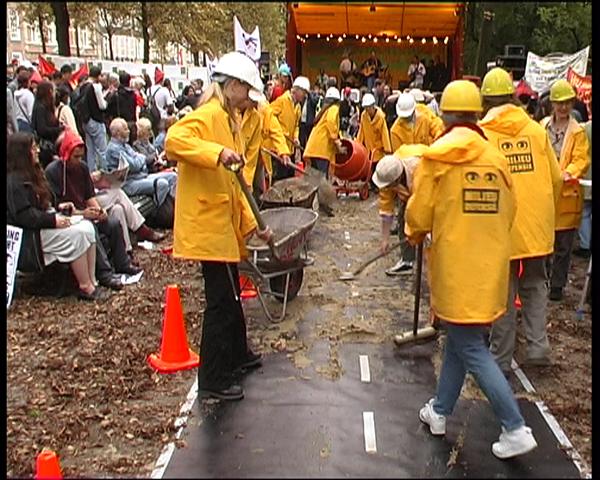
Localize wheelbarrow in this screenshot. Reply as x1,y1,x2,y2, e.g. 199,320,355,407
239,207,318,323
259,177,319,210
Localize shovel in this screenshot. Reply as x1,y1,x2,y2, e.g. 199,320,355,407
394,243,438,346
339,241,403,281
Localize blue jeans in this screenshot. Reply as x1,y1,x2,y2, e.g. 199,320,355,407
122,172,177,206
84,118,108,172
311,158,330,179
366,75,376,92
578,200,592,250
17,119,34,133
433,323,525,432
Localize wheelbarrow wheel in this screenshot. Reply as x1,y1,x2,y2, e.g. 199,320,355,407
269,269,304,303
359,183,370,200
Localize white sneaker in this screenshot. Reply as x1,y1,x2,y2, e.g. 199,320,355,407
419,398,446,435
385,260,414,276
492,426,537,459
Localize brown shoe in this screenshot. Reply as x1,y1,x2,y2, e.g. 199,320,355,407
136,224,166,243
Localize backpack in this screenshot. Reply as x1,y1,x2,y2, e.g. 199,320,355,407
129,177,174,230
71,82,92,136
140,87,161,135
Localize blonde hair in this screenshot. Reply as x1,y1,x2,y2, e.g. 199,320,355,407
136,117,153,137
198,80,239,134
130,76,145,90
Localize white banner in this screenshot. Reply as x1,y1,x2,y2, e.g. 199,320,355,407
7,225,23,309
524,46,590,94
233,16,261,61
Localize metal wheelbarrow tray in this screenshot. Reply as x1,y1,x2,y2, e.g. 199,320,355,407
239,207,318,323
259,178,319,210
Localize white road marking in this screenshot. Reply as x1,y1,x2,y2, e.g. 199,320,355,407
151,378,199,478
359,355,371,383
363,411,377,453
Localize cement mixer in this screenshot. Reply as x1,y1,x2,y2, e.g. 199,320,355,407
332,138,371,200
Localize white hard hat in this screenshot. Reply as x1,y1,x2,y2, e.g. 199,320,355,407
409,88,425,103
325,87,341,100
396,93,416,118
423,90,434,101
293,76,310,92
362,93,376,108
372,155,404,189
213,51,264,101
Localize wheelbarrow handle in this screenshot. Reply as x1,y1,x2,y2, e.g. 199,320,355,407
261,147,305,174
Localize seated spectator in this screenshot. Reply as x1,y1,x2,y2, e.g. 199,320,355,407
106,118,177,208
133,117,167,173
7,132,105,301
55,85,79,134
154,115,177,154
45,129,141,283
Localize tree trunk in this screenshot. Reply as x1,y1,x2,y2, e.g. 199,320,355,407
141,2,150,63
51,2,71,57
108,33,115,60
38,14,47,54
75,25,81,57
193,51,200,66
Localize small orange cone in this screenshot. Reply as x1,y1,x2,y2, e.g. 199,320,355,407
35,449,62,480
148,284,200,373
239,274,258,299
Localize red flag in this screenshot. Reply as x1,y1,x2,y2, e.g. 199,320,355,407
70,63,89,89
154,66,164,84
37,55,57,76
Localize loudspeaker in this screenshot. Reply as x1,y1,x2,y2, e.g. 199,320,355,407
504,45,525,57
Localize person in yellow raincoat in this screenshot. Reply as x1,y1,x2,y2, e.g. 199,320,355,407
389,92,441,151
239,92,291,199
372,144,427,276
263,76,310,181
304,86,346,216
409,88,444,143
406,80,538,459
356,92,392,190
165,52,273,402
479,67,563,375
540,79,590,301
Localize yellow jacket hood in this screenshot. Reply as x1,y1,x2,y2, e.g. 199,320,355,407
480,104,531,137
426,125,497,167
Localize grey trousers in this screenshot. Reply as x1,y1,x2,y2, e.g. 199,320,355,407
397,201,415,262
490,257,551,371
96,188,145,252
548,229,577,290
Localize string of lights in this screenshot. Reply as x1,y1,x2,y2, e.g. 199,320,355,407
295,34,449,45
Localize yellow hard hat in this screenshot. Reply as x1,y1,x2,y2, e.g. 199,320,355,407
481,67,514,96
440,80,483,113
550,79,576,102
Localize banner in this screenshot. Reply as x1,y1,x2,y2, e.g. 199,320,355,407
566,67,592,119
233,15,261,61
37,54,57,76
7,225,23,309
524,46,589,94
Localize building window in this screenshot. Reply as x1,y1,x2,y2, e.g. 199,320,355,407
47,23,57,46
9,9,21,41
26,24,40,45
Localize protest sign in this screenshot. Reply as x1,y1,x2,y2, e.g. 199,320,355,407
7,225,23,309
524,46,589,94
566,67,592,119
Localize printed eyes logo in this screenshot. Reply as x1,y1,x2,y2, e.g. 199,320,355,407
484,172,497,183
501,141,513,152
516,139,529,150
465,171,479,183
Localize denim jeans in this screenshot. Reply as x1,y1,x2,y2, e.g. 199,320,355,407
578,200,592,250
122,172,177,206
311,158,330,179
433,323,525,432
17,119,34,133
84,118,108,172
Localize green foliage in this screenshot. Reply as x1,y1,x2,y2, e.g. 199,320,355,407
463,2,592,76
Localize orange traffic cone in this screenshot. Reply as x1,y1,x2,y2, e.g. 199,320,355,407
35,449,62,480
148,284,200,373
239,274,258,299
514,260,524,309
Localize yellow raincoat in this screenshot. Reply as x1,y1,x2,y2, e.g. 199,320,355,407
415,103,444,143
405,126,516,324
241,102,290,184
304,104,340,163
540,116,590,230
378,144,428,216
165,97,257,262
480,104,563,259
356,107,392,163
262,90,300,174
389,110,437,151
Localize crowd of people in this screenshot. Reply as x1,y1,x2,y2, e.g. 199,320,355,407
7,51,591,459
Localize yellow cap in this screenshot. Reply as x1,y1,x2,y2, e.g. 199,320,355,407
440,80,483,113
481,67,515,96
550,79,576,102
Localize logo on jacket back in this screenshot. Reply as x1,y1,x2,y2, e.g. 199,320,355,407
462,166,500,214
499,137,534,173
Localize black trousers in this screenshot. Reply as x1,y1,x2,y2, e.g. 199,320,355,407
95,216,131,276
198,261,250,390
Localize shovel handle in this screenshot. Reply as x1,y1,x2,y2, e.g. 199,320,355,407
261,147,305,174
285,134,304,152
413,243,424,336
